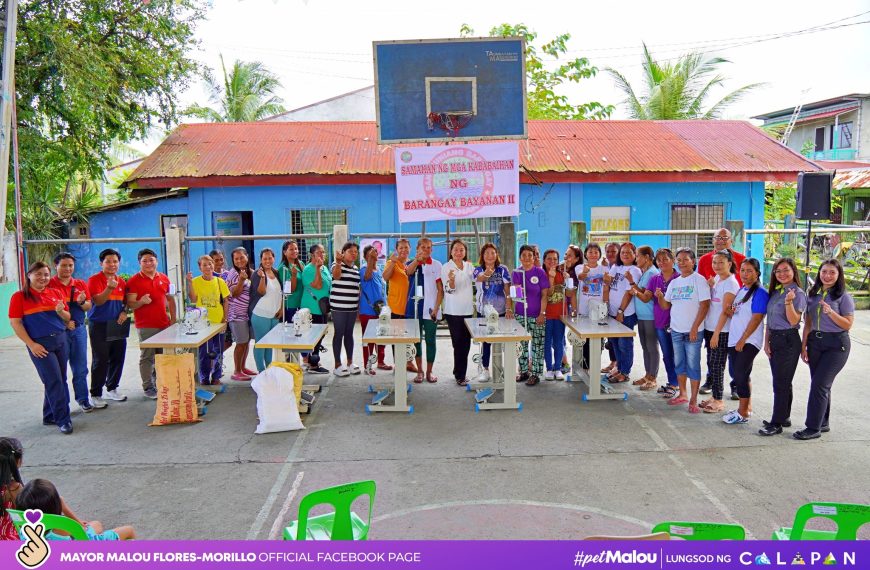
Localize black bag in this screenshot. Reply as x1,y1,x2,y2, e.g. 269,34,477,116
318,296,331,317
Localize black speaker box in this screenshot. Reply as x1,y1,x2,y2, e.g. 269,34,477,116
795,172,833,221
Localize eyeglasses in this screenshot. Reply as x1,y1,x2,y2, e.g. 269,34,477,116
713,236,729,241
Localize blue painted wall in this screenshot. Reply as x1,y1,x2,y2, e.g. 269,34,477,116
77,180,765,278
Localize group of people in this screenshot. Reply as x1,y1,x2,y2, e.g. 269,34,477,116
9,227,855,441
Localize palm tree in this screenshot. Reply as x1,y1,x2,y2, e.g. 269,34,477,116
186,55,286,122
606,44,763,120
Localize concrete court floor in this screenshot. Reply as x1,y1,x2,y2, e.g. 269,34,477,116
1,314,868,541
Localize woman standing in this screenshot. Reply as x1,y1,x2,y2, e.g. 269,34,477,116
513,245,549,386
575,243,607,372
442,239,475,386
359,244,390,374
722,258,768,425
700,250,739,413
473,243,512,382
559,245,583,373
188,255,231,385
225,247,257,380
656,248,710,413
8,262,74,434
249,248,284,372
601,242,621,375
300,244,332,375
330,242,361,377
277,241,305,323
794,260,854,440
603,243,642,383
645,249,679,395
406,238,442,383
384,239,418,375
542,250,572,380
628,246,660,389
758,258,806,436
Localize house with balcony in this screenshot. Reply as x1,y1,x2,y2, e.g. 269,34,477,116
752,93,870,163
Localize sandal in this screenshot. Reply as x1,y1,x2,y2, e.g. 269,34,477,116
703,401,726,413
525,374,540,386
413,372,424,384
377,363,394,371
639,379,658,391
632,376,648,386
455,377,468,387
688,404,701,414
608,373,629,384
699,398,713,409
601,365,615,374
667,396,689,406
426,374,438,383
657,384,676,394
516,371,530,383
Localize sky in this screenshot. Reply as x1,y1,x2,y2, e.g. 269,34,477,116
150,0,870,149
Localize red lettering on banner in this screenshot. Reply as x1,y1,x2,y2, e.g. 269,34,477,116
449,179,469,189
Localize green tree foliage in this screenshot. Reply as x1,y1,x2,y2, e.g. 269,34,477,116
186,55,286,122
8,0,205,240
606,43,762,120
461,23,613,120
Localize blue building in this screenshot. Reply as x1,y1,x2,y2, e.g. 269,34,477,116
69,120,817,278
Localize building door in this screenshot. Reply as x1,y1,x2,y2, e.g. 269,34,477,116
670,204,725,255
212,211,254,260
814,127,826,152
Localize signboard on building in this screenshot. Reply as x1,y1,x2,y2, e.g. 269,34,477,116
394,142,519,223
591,206,631,243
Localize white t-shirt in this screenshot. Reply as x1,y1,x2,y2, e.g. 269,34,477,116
441,260,475,316
665,272,711,333
252,275,282,318
704,274,740,332
607,265,643,317
728,286,769,350
408,258,443,321
575,263,607,316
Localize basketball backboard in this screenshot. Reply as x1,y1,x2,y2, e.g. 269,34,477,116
373,37,527,144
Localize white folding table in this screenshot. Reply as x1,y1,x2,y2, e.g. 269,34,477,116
464,317,530,412
362,319,420,414
561,315,635,401
254,322,329,412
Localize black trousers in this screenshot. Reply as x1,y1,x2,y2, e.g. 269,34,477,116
768,328,802,424
805,331,850,431
88,321,127,397
445,314,472,380
728,344,759,399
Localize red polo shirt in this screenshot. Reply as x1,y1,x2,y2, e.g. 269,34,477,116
49,276,91,326
698,248,745,286
125,271,172,329
9,288,68,338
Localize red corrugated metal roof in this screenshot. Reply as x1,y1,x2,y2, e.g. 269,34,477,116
125,120,819,189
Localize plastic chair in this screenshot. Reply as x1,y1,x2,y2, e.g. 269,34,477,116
772,502,870,540
283,480,375,540
6,509,90,540
651,521,746,540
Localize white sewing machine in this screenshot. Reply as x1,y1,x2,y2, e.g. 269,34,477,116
588,299,609,325
182,307,209,334
483,303,500,334
377,305,392,336
292,308,313,337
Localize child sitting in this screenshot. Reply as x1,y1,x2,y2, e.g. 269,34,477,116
15,479,135,540
187,255,231,385
1,437,24,540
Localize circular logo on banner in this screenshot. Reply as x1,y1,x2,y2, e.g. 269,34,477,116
530,276,539,285
422,147,495,218
400,151,413,163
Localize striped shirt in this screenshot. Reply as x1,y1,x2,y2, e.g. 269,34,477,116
329,262,361,312
225,268,250,322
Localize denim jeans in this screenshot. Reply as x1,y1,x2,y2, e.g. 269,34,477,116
66,325,90,404
544,319,566,372
670,330,703,380
611,313,637,375
655,327,677,386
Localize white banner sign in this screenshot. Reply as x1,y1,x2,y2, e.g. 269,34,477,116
395,142,519,223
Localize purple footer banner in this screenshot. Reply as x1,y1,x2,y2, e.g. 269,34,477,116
1,540,868,570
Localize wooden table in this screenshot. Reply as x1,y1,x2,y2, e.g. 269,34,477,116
464,317,531,412
362,319,420,414
561,315,635,401
254,323,329,412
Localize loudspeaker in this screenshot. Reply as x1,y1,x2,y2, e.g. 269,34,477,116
795,172,833,220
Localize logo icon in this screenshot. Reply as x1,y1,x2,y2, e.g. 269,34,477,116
755,553,772,565
823,553,838,565
16,509,51,569
791,553,806,565
401,151,413,163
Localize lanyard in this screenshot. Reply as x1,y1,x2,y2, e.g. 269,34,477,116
815,290,828,330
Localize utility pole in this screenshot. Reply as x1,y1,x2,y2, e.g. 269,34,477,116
0,0,19,281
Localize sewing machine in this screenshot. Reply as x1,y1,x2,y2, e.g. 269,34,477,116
292,308,313,337
483,303,500,334
181,307,209,335
588,299,609,325
377,305,392,336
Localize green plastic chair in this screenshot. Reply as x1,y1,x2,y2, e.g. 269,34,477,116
651,521,746,540
283,480,376,541
773,502,870,540
6,509,90,540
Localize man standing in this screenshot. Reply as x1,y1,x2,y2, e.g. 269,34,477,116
50,253,100,413
126,248,177,399
697,227,745,399
88,248,130,406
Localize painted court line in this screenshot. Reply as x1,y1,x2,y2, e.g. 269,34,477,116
268,471,305,540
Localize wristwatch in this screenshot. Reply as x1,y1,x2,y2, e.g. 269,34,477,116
617,308,624,314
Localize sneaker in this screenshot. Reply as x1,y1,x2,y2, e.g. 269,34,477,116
474,370,491,383
544,370,555,381
723,410,750,424
144,388,158,400
91,397,108,409
333,366,350,378
792,428,821,440
105,389,127,402
699,383,713,395
554,370,565,381
730,391,739,401
349,364,361,375
78,400,94,413
308,366,329,375
59,422,74,435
